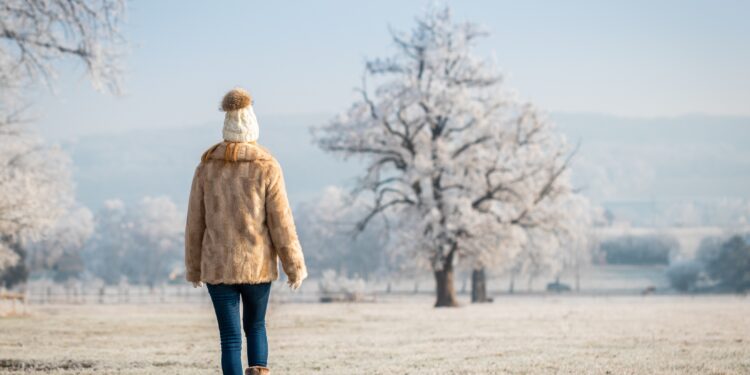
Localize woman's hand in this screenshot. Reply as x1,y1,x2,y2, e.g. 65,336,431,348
192,281,204,288
287,279,302,290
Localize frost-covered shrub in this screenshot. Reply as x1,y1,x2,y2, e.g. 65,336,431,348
666,260,702,292
318,269,366,302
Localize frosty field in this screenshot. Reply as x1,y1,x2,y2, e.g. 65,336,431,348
1,295,749,374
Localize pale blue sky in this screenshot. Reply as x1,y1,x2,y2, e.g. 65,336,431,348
32,0,750,140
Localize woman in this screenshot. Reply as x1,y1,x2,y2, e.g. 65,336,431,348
185,88,307,375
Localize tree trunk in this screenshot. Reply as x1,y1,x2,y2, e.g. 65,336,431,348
508,272,516,294
434,262,458,307
471,268,490,303
0,239,29,289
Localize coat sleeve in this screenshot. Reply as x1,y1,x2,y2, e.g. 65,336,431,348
184,165,205,282
265,159,307,283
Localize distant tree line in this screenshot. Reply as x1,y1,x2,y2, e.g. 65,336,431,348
1,196,184,290
597,234,679,265
83,197,184,289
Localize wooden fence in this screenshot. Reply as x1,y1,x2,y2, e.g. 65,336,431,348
6,281,318,306
15,283,211,305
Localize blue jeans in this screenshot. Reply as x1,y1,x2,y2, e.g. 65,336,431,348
206,282,271,374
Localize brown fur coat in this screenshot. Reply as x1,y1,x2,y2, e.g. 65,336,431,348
184,141,307,285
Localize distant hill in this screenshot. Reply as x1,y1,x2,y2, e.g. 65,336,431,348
555,112,750,200
62,113,363,211
553,113,750,225
62,113,750,225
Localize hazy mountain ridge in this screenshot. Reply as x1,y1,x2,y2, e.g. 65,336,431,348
63,113,359,210
63,113,750,225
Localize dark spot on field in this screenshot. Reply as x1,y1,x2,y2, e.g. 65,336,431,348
152,360,180,367
0,358,97,370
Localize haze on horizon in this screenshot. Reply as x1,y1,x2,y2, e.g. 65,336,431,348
21,0,750,228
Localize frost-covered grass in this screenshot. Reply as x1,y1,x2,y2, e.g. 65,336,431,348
1,295,748,374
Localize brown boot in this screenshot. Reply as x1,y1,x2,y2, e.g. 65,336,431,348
245,366,269,375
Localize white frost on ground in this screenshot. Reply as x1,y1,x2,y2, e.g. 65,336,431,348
0,296,749,374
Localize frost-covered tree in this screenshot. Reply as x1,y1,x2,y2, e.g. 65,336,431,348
83,199,128,285
509,229,562,292
460,104,578,301
314,7,577,306
27,206,94,281
0,131,75,287
1,0,126,96
129,196,183,288
551,196,602,292
503,195,599,294
0,0,126,148
85,197,184,288
297,186,389,280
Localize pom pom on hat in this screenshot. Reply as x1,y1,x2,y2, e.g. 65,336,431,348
220,87,259,143
221,88,252,112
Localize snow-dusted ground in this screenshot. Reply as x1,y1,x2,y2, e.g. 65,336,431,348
1,295,748,374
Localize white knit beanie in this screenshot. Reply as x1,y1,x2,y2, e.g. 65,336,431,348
220,88,259,142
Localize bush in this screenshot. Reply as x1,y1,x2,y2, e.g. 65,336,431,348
667,234,750,294
666,260,702,292
704,236,750,292
318,269,366,302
